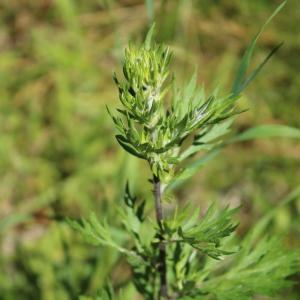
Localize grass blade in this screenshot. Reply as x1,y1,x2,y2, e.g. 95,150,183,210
231,1,286,96
145,0,154,22
230,124,300,142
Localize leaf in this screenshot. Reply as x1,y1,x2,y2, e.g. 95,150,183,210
196,119,234,144
144,23,155,50
177,203,239,260
202,236,299,300
145,0,154,22
67,214,136,257
238,42,283,93
231,1,286,96
170,124,300,191
166,148,221,192
116,135,147,159
183,71,198,105
198,187,300,300
180,119,233,160
124,181,137,208
230,124,300,142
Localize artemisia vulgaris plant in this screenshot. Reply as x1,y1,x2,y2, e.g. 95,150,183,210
69,2,299,299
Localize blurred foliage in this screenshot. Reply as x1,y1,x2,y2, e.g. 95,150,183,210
0,0,299,299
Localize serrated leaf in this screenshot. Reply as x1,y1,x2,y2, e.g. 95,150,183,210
202,237,299,300
174,203,239,260
67,214,137,257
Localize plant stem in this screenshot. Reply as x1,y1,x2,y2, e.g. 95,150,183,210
153,175,168,299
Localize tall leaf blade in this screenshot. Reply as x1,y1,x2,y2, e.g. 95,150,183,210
231,1,286,96
231,124,300,142
240,42,283,92
144,23,156,50
145,0,154,22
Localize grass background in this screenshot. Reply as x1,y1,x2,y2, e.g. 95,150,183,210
0,0,299,299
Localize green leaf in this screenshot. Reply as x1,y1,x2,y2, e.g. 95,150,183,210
144,23,155,50
116,135,147,159
124,181,137,208
231,1,286,96
238,42,283,93
171,124,300,191
202,237,299,300
145,0,154,22
67,214,136,257
183,71,198,105
180,119,233,160
177,203,239,260
199,187,300,300
167,148,221,191
230,124,300,142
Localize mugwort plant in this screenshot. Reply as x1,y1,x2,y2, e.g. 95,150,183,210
69,2,299,299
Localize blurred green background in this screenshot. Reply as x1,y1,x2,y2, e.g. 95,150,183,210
0,0,299,299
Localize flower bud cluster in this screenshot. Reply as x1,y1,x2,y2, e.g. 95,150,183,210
110,29,240,181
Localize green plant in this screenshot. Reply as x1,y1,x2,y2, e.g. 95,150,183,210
69,2,299,299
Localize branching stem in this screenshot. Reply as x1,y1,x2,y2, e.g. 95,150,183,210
153,175,168,299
